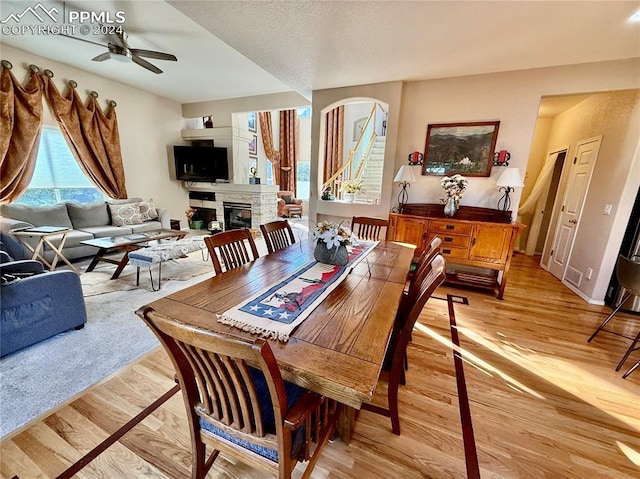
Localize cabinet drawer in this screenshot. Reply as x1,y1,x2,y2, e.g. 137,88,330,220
429,220,473,236
430,233,469,248
439,246,469,259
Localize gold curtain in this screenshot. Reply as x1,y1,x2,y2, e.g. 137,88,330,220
323,105,344,186
258,111,280,163
42,76,128,199
278,110,298,193
0,65,44,203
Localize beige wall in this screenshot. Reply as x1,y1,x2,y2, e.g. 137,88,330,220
542,90,640,301
182,92,309,127
310,59,640,303
3,45,187,220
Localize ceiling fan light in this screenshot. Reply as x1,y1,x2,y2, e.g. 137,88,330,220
111,50,132,63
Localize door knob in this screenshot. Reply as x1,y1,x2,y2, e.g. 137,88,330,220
568,219,578,224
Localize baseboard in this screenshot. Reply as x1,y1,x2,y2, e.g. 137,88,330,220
562,280,605,305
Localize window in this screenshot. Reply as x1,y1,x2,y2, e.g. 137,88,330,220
17,126,103,206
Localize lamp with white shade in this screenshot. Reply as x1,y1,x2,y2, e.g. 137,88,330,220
496,167,524,216
394,165,416,211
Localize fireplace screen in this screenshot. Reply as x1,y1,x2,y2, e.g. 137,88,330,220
223,202,252,230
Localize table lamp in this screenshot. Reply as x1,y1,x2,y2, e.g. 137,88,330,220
496,167,524,214
394,165,416,211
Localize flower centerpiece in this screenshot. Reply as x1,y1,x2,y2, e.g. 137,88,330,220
340,179,363,202
440,174,468,217
312,220,353,265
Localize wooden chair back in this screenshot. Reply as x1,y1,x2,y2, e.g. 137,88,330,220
260,220,296,254
407,236,442,295
204,229,259,275
138,307,334,478
351,216,389,241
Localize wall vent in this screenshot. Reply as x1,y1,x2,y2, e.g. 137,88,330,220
564,266,583,288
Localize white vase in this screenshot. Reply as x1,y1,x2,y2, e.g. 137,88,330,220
343,193,355,202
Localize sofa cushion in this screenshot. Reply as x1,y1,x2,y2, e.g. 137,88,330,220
137,199,159,221
0,203,72,228
66,202,110,229
78,225,133,239
106,197,143,205
129,221,162,233
281,195,294,204
108,203,143,226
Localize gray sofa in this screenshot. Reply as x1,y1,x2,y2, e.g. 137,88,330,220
0,198,170,262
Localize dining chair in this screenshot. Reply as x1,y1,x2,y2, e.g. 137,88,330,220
260,220,296,254
362,254,446,435
351,216,389,241
406,236,442,293
204,228,259,275
138,307,335,479
397,235,443,377
587,254,640,373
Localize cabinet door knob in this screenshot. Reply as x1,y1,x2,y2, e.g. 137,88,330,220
471,237,476,246
444,237,453,242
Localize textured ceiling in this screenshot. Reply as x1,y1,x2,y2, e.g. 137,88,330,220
1,1,639,104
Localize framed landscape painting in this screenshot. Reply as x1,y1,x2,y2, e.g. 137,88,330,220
422,121,500,177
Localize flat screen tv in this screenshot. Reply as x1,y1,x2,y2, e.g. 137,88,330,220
173,145,229,182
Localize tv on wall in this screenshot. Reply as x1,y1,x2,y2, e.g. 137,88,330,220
173,145,229,182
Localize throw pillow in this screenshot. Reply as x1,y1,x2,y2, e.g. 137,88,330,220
137,199,159,221
108,203,143,226
281,195,294,204
66,202,110,228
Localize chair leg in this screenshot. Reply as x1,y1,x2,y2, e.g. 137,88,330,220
615,329,640,371
622,359,640,379
587,292,630,342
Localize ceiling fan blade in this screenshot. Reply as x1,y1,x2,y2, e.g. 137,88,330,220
92,52,112,62
129,49,177,62
132,55,163,74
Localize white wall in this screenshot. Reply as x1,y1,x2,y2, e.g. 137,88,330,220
3,45,187,221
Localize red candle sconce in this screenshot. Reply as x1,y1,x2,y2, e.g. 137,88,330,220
493,149,510,166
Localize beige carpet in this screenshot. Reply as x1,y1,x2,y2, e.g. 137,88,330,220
79,250,215,296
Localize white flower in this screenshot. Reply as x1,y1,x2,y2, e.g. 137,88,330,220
459,157,471,165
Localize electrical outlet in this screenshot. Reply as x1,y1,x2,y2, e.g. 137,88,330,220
586,268,593,280
603,204,613,215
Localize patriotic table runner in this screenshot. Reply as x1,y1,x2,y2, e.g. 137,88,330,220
217,241,378,341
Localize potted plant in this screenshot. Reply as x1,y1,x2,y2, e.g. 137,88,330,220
340,179,363,202
186,207,204,229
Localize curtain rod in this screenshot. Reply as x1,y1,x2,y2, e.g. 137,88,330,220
0,60,117,107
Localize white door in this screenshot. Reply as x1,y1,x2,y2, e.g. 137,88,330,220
548,136,602,280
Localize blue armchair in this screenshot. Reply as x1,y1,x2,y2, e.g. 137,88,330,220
1,251,87,357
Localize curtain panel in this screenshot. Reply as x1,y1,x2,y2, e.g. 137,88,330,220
0,66,44,203
323,105,344,187
42,77,127,199
258,111,280,163
278,110,298,193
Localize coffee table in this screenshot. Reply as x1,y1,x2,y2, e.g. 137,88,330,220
81,229,187,279
12,226,79,273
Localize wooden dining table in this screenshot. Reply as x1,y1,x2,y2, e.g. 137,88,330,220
136,239,415,443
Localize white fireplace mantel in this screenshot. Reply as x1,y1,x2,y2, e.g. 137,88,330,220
186,182,279,230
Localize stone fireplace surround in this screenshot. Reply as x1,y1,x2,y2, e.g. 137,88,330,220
186,183,279,231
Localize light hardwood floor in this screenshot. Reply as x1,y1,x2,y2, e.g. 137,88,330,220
1,254,639,478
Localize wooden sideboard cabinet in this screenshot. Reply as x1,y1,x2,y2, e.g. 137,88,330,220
389,204,524,299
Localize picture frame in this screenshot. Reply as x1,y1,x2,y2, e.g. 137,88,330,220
248,134,257,155
422,121,500,177
247,112,257,132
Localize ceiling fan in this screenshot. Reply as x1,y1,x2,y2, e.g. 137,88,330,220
62,29,177,74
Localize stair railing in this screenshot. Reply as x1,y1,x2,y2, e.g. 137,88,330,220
322,103,379,199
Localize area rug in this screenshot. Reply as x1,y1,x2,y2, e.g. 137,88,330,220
79,249,214,296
